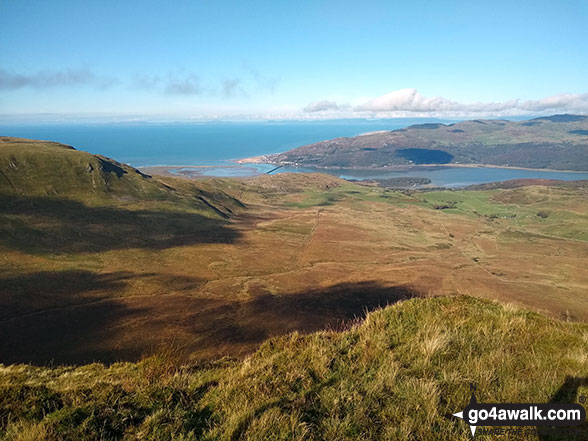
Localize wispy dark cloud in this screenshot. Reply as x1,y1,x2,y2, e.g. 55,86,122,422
0,67,116,90
164,73,202,95
222,78,245,97
131,71,203,95
130,67,275,99
130,73,161,90
2,65,276,100
243,63,278,94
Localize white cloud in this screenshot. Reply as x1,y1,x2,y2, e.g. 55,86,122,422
517,93,588,112
356,88,458,112
302,89,588,118
303,100,341,112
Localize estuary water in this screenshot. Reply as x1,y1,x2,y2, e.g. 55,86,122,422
2,120,588,187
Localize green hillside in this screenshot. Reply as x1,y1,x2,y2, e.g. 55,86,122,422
0,137,242,211
0,137,245,256
1,296,587,441
262,114,588,170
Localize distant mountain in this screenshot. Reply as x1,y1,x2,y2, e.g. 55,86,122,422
259,114,588,171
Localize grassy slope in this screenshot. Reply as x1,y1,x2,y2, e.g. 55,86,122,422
0,137,243,211
0,137,245,257
1,296,587,440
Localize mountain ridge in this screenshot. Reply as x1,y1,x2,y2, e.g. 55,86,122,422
249,114,588,171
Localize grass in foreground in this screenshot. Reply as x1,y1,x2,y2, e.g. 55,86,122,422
1,296,587,441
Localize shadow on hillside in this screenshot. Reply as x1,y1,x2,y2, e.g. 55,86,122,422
0,270,131,320
187,281,419,349
0,280,419,366
537,376,588,440
0,195,240,254
0,269,206,365
0,270,204,320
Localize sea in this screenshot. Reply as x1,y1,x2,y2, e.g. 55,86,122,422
2,120,588,188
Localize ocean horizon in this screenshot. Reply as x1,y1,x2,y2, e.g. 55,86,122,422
0,119,443,167
2,119,588,187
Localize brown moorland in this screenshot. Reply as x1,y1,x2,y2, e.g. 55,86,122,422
1,138,588,366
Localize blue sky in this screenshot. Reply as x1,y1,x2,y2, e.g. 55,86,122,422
1,0,587,120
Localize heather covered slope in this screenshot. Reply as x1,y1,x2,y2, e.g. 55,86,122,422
263,114,588,170
1,296,587,441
